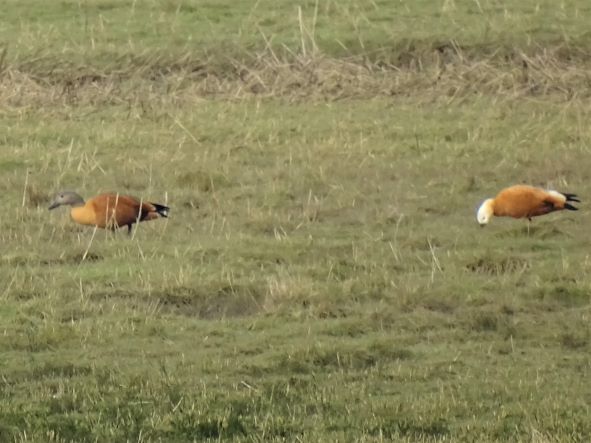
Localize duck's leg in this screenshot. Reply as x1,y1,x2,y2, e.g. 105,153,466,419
127,224,133,236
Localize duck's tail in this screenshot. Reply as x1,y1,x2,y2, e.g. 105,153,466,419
559,192,580,211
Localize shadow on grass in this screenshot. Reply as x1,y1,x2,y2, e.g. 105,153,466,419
90,283,264,319
272,341,414,374
368,417,450,440
466,255,529,275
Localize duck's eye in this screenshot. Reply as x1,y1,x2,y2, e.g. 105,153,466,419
60,194,64,198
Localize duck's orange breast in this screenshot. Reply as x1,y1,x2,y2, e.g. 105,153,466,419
70,204,98,226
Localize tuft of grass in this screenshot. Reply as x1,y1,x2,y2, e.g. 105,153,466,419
466,255,530,275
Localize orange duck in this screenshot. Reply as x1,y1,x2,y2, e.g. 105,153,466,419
476,185,579,226
49,191,169,234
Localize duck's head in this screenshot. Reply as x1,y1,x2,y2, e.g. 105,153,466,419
48,191,85,210
476,198,494,227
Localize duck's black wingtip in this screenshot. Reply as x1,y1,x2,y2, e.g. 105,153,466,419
561,192,580,203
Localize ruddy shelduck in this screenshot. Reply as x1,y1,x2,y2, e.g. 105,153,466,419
477,185,579,226
49,191,169,234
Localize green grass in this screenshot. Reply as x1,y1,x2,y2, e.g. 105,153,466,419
1,1,591,442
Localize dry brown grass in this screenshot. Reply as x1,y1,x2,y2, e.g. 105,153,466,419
2,44,591,108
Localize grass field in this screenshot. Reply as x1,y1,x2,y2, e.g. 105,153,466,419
1,1,591,441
